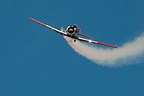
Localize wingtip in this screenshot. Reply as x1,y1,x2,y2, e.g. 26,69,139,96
97,42,117,48
29,17,33,20
113,46,118,48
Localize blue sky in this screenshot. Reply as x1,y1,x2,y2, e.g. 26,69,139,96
0,0,144,96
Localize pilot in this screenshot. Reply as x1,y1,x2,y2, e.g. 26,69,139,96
72,24,77,28
72,24,77,32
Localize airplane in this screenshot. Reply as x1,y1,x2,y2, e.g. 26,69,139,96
29,17,117,48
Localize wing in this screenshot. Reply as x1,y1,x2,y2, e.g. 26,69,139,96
78,37,117,48
30,18,117,48
29,17,67,36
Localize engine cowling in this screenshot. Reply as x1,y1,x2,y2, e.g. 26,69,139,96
66,25,77,36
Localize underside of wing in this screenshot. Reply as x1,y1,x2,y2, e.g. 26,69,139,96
77,37,117,48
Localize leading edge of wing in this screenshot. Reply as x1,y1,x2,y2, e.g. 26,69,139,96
78,37,117,48
29,17,67,36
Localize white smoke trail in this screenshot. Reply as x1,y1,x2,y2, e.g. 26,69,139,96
64,33,144,67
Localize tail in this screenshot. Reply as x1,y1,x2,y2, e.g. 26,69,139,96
61,27,65,32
